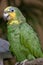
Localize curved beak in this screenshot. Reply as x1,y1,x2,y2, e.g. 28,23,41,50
3,12,16,21
3,12,9,21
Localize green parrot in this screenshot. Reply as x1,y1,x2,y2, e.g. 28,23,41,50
3,6,43,62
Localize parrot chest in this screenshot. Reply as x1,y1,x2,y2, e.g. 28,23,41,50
7,24,21,48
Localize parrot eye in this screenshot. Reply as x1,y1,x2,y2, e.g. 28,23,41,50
10,7,14,12
11,9,14,12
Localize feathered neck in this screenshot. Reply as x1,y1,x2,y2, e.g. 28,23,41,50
7,19,22,25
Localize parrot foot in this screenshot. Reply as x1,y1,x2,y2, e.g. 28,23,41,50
15,59,28,65
20,59,28,65
15,62,20,65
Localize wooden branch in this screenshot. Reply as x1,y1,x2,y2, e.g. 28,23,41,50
19,58,43,65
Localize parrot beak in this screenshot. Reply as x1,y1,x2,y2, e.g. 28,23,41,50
3,12,10,21
3,12,16,21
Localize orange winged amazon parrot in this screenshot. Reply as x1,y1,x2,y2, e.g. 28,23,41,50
3,6,43,62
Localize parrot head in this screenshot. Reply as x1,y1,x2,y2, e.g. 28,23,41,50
3,6,26,24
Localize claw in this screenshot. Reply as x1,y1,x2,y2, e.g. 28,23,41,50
20,59,28,65
15,59,28,65
15,62,20,65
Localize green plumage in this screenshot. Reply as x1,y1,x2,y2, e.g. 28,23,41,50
4,6,43,62
7,22,43,61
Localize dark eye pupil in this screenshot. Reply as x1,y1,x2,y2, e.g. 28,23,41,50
11,10,14,12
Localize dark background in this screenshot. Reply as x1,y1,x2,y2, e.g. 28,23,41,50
0,0,43,65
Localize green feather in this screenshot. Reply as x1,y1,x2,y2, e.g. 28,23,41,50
4,6,43,62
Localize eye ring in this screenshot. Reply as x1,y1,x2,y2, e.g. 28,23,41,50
10,7,15,12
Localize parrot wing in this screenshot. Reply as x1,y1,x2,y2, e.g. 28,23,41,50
20,22,43,58
7,25,27,61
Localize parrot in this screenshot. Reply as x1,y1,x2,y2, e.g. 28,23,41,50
3,6,43,62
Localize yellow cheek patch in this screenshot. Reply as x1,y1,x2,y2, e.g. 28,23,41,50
9,20,19,25
9,12,16,19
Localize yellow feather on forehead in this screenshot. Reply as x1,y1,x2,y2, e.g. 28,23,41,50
4,6,12,11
